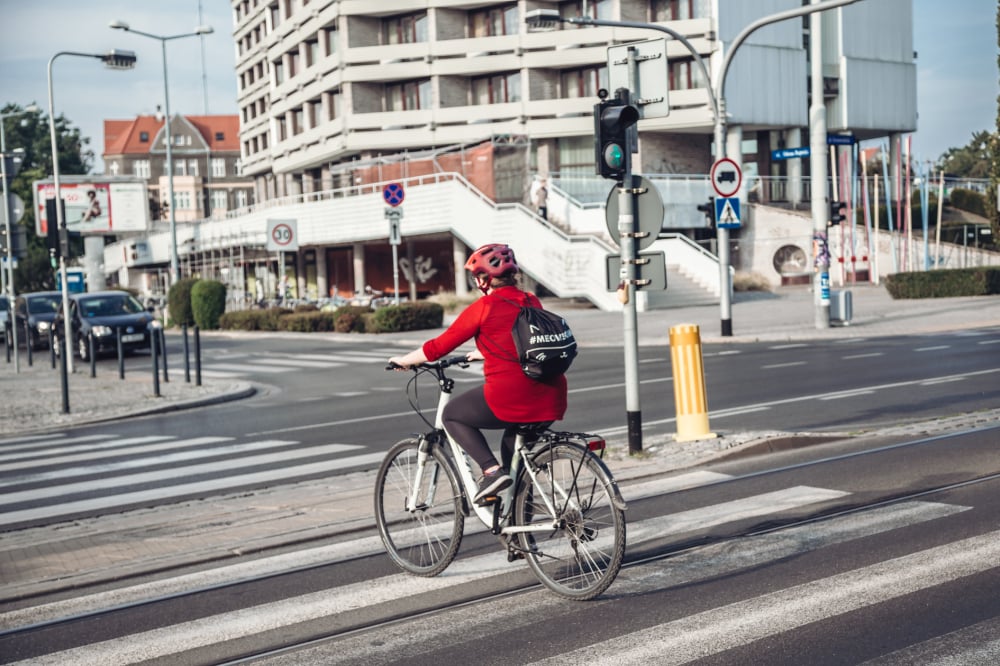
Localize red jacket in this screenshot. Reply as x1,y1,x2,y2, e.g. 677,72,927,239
422,286,568,423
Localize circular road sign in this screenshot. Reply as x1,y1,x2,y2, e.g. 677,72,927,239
383,182,405,207
710,158,742,198
271,222,295,247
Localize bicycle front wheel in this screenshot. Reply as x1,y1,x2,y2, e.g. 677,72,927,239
514,442,626,600
374,437,465,577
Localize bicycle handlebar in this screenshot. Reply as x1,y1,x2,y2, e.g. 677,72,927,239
385,354,474,372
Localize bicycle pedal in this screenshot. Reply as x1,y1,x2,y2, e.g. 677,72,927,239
476,494,500,506
507,549,525,562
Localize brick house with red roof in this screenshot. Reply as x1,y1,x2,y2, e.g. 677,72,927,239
103,114,254,222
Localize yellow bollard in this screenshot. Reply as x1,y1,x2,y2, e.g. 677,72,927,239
669,323,715,442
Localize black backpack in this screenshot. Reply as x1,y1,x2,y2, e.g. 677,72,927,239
510,303,577,381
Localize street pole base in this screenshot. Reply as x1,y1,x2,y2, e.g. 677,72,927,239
627,410,642,454
721,318,733,337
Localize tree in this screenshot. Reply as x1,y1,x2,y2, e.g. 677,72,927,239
937,130,992,179
1,102,93,292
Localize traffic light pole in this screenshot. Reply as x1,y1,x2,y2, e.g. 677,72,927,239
0,120,19,372
620,53,642,454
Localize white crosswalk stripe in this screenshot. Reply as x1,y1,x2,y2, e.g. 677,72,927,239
197,347,407,378
0,434,381,528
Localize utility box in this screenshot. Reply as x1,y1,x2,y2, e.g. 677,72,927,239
56,268,86,294
831,289,853,325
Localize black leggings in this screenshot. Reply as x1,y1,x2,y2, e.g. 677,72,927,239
442,386,544,471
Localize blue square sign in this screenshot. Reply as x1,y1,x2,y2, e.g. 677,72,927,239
715,197,741,229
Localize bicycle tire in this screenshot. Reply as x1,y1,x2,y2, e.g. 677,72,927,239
514,441,626,600
374,437,465,577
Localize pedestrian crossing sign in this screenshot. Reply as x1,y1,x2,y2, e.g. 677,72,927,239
715,196,741,229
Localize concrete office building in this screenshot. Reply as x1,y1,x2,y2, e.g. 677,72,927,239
105,0,916,309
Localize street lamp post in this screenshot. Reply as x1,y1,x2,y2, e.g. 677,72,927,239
1,104,40,373
109,20,214,287
48,49,137,380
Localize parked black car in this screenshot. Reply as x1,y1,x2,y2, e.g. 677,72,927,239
0,295,9,345
53,290,159,361
14,291,63,350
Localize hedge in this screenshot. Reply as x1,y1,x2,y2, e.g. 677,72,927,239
191,280,227,329
167,277,199,326
884,268,1000,298
216,301,445,333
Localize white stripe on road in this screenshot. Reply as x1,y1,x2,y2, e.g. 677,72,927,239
0,436,227,470
246,358,345,368
533,530,1000,666
0,450,385,527
202,363,289,373
4,500,969,663
762,361,807,369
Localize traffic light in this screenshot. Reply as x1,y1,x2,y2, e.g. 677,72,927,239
830,200,846,225
696,197,716,227
594,91,639,181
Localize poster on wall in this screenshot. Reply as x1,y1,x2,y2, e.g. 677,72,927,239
33,177,150,235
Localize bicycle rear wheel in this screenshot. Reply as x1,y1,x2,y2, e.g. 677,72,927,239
374,437,465,577
514,442,626,600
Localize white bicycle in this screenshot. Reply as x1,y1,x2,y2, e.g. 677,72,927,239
374,355,627,600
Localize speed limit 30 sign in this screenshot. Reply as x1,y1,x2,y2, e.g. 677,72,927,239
266,218,299,251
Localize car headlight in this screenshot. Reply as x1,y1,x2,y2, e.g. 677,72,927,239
37,321,50,331
92,325,113,337
150,319,162,330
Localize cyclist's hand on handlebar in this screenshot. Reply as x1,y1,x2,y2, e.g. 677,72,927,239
466,349,485,362
388,349,428,371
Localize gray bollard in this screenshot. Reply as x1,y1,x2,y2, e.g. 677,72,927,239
117,327,125,379
25,320,32,367
151,328,161,397
160,327,169,383
58,334,69,414
194,325,201,386
182,323,190,383
89,334,96,378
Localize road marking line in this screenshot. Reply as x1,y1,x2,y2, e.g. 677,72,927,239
762,361,807,369
914,345,950,352
842,352,884,359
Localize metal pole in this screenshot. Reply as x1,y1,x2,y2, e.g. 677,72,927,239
194,324,201,386
809,1,831,328
0,116,19,373
162,38,180,286
47,52,75,374
621,51,642,454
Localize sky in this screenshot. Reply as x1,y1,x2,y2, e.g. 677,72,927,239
0,0,996,173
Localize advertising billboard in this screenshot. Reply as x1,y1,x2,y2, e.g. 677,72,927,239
33,177,150,235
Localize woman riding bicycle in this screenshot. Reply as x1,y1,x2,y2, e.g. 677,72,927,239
388,243,568,505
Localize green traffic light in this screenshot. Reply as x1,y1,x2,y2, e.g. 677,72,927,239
603,143,624,169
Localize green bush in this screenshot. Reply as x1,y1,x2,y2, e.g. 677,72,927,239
367,302,444,333
884,268,1000,298
167,277,199,326
218,310,260,331
191,280,227,329
333,305,372,333
278,310,339,332
948,188,987,217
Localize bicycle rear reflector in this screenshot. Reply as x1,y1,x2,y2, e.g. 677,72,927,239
586,437,606,452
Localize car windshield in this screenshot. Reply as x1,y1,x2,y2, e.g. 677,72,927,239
78,294,145,318
28,295,62,313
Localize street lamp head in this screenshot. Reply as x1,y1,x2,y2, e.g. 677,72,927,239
109,19,130,31
525,9,564,31
24,104,40,114
194,25,214,35
102,49,138,70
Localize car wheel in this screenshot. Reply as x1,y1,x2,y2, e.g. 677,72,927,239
77,335,90,361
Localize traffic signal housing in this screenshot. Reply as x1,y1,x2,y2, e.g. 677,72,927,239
594,93,639,181
830,200,846,225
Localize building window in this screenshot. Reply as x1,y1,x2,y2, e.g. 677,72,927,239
236,190,249,208
177,160,188,176
651,0,695,21
559,0,612,20
273,59,284,85
560,65,608,98
133,160,150,178
669,57,706,90
306,39,319,66
557,135,595,176
470,5,518,37
215,131,225,141
175,191,192,210
109,161,120,176
189,159,199,177
234,159,242,176
383,12,428,44
324,27,337,56
211,190,228,212
472,71,521,104
211,158,226,177
139,131,149,142
387,79,432,111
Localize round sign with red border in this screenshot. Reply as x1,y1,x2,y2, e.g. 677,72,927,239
710,158,742,198
383,182,405,207
271,222,295,247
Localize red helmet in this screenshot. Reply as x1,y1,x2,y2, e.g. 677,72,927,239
464,243,518,278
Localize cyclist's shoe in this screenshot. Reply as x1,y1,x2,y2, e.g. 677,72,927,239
474,468,512,505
